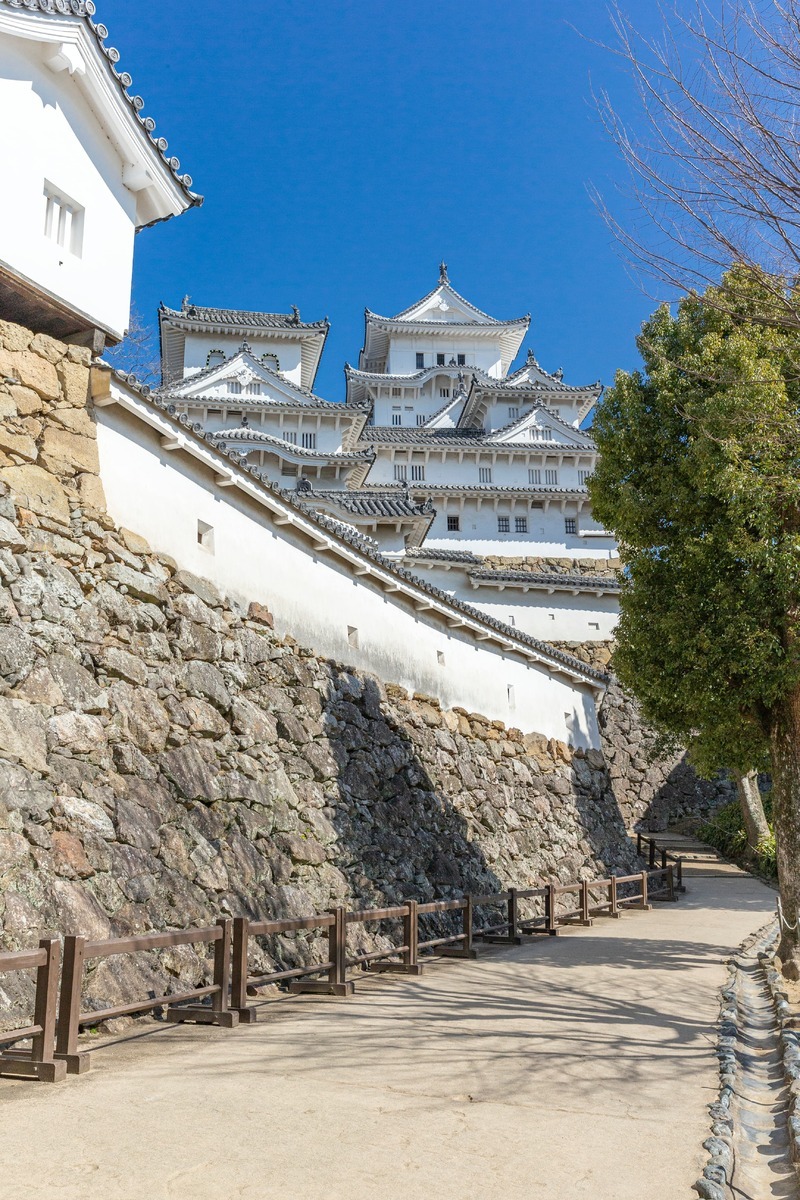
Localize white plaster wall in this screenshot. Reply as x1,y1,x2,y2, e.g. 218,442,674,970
387,335,502,377
422,505,617,560
365,446,595,491
182,333,303,385
94,402,603,748
0,34,136,338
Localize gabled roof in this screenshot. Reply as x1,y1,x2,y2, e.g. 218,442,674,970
0,1,200,228
458,367,602,431
359,267,529,376
159,300,329,389
160,346,334,408
485,406,597,450
308,490,433,520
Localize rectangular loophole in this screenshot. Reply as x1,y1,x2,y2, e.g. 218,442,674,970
197,520,215,553
437,650,445,667
507,685,516,710
347,626,359,649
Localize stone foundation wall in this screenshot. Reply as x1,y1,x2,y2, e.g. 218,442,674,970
0,319,642,1027
551,640,734,830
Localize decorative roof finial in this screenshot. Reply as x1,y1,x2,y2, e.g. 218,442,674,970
181,294,191,311
526,347,537,363
291,304,301,324
554,366,564,381
241,413,249,428
439,261,449,284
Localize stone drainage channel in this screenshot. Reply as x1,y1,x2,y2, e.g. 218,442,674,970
696,922,798,1200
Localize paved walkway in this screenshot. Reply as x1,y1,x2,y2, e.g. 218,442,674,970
0,859,777,1200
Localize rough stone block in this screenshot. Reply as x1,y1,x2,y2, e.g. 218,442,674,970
0,698,48,772
9,350,59,400
41,426,99,474
103,562,168,605
0,463,70,523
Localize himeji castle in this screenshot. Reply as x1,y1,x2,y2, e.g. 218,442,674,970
159,267,621,643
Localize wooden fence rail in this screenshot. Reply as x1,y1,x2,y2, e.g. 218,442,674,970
0,862,680,1083
636,834,686,892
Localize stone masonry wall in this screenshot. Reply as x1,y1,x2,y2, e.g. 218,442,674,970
480,554,621,579
0,319,643,1028
552,640,734,830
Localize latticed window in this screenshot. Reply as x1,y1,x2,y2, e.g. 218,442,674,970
515,517,528,533
545,468,558,485
508,407,519,420
578,469,591,485
529,468,541,484
227,381,242,395
245,382,261,396
497,516,510,533
447,515,460,531
394,464,408,481
301,432,316,449
439,388,450,399
416,414,426,425
565,517,577,534
478,466,492,483
411,464,425,481
43,183,83,256
284,432,297,445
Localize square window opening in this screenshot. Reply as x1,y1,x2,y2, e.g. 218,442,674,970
43,182,84,257
197,520,215,554
447,515,460,532
565,517,577,535
497,516,510,533
416,353,425,369
515,517,528,534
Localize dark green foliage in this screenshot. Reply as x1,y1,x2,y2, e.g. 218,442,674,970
589,266,800,778
699,795,777,879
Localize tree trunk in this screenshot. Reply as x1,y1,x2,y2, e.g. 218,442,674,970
769,689,800,979
736,769,770,855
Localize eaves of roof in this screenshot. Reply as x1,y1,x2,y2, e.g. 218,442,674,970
359,427,595,452
209,428,373,463
97,366,609,688
468,570,621,592
159,303,329,334
302,490,434,519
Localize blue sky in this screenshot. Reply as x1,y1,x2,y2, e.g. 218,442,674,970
100,1,664,398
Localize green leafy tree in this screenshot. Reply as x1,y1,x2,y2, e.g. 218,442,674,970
590,266,800,974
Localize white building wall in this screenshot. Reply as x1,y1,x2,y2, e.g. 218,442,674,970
407,567,618,641
0,33,136,338
422,504,617,561
386,334,502,377
94,399,603,749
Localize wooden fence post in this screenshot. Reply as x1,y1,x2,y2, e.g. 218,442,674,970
1,938,67,1083
546,882,558,935
291,906,354,996
508,888,519,942
649,840,656,869
231,916,255,1020
610,876,620,919
641,870,651,910
55,934,90,1075
368,901,425,975
166,919,239,1027
580,880,591,925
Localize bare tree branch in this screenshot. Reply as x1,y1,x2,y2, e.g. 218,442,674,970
593,1,800,325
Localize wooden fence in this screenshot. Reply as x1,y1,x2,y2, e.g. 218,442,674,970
0,863,680,1085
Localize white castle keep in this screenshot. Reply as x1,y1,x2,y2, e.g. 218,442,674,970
159,270,621,643
0,0,615,748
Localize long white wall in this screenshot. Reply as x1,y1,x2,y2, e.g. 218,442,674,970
94,391,604,749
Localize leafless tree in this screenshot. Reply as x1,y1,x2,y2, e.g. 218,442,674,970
594,0,800,325
104,307,161,388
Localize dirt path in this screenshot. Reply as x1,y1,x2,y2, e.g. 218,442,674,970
0,861,776,1200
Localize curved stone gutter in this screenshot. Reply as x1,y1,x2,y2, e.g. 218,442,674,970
694,920,798,1199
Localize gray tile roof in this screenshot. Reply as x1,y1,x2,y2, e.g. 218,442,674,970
159,347,364,408
404,548,483,564
360,426,594,452
386,275,530,326
468,570,621,591
106,366,609,687
208,428,373,462
160,302,328,333
8,1,200,216
296,490,433,519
